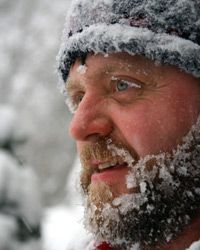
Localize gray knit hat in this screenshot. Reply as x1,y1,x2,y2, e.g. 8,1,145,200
57,0,200,91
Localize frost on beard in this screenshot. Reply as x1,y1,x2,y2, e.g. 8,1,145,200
83,116,200,249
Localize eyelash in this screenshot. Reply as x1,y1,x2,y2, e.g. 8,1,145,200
111,76,143,92
118,80,141,91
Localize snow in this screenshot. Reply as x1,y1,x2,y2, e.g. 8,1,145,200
65,96,77,114
130,243,140,250
58,22,200,90
42,157,92,250
77,65,87,75
58,0,200,87
0,150,42,235
1,0,76,206
0,106,42,225
112,193,148,213
0,214,17,249
0,106,20,145
107,143,135,166
139,181,147,193
187,240,200,250
0,105,42,249
42,205,87,250
0,152,43,249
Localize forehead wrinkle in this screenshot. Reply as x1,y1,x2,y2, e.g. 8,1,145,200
89,60,140,80
86,64,116,81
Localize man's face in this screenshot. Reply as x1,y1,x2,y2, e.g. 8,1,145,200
67,52,200,247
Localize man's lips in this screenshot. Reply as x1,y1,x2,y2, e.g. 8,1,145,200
90,161,129,184
90,159,127,171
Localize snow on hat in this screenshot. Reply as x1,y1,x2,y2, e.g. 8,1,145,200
57,0,200,91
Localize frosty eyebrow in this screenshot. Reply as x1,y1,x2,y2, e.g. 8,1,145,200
66,64,116,92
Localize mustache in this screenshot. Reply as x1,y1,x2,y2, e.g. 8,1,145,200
80,137,138,167
80,139,114,166
79,137,138,192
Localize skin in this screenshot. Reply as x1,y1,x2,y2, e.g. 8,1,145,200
67,52,200,249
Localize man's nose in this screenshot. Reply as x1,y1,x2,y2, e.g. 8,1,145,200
69,95,113,142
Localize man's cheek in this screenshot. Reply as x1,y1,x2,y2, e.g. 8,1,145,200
120,105,181,156
121,119,159,157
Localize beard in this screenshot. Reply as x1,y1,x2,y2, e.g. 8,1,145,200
79,116,200,249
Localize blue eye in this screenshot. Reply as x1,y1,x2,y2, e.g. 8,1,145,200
116,80,129,91
115,79,142,92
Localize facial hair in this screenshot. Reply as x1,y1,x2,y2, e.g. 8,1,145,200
79,117,200,249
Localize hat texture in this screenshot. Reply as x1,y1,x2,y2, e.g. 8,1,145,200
57,0,200,90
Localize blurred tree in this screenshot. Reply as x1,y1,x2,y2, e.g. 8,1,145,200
0,105,43,250
0,0,75,206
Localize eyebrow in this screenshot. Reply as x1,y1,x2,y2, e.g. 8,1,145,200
66,78,83,95
66,64,116,93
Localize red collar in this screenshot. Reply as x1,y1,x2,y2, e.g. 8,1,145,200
94,241,116,250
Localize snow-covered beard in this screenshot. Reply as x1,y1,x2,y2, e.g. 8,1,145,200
79,116,200,249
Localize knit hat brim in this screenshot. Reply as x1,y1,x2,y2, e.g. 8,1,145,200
57,23,200,92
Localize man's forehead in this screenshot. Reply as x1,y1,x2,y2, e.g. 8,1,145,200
74,54,136,72
66,53,153,88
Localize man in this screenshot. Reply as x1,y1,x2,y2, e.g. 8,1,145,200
57,0,200,249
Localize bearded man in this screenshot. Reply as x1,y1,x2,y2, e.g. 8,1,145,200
57,0,200,249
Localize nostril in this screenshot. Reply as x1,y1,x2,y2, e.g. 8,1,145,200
85,133,103,143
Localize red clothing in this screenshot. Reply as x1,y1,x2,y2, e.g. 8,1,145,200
94,241,118,250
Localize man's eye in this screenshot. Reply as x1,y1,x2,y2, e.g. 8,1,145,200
75,94,84,104
114,79,142,92
116,80,129,91
65,93,84,114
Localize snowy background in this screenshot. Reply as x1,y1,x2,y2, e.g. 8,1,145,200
0,0,76,206
0,0,86,249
